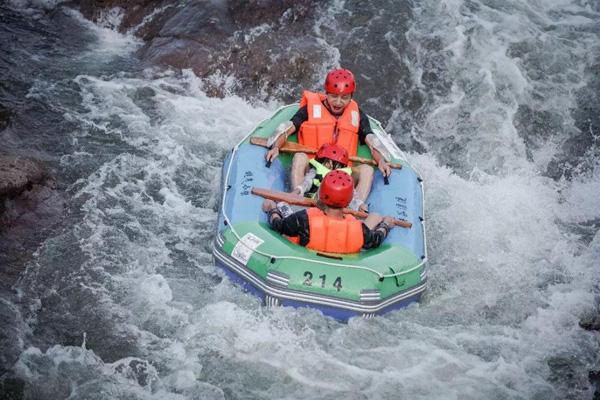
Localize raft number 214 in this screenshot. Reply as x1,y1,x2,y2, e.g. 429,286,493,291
303,271,342,291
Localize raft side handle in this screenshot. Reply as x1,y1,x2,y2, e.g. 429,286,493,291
389,267,403,287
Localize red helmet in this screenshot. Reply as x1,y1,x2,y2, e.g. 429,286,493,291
319,170,354,208
316,143,349,166
324,68,356,95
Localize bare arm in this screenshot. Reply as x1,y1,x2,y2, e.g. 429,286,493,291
265,122,296,162
365,134,392,177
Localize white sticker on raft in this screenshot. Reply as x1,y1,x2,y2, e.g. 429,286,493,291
231,233,264,266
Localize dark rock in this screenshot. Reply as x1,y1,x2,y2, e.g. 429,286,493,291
514,104,566,165
321,0,418,137
0,157,52,198
579,300,600,331
0,298,24,378
548,61,600,179
72,0,418,126
580,314,600,331
132,4,179,40
228,0,310,27
546,355,593,398
590,370,600,400
0,376,25,400
78,0,164,28
158,3,234,39
0,104,11,131
136,26,222,83
76,0,326,102
114,359,154,387
0,157,62,290
138,37,216,77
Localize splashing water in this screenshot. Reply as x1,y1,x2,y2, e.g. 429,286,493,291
1,1,599,399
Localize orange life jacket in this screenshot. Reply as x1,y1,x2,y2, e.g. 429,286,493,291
298,91,360,165
287,208,364,254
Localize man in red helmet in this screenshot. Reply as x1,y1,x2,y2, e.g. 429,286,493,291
262,170,396,254
265,68,393,211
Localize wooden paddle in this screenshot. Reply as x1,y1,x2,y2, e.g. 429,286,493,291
250,137,402,170
252,187,412,228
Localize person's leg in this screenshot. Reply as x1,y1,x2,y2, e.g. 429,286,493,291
291,153,310,189
352,164,374,202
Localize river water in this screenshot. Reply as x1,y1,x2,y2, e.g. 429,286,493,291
1,1,599,399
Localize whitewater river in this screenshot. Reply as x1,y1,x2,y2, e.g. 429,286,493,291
1,1,599,399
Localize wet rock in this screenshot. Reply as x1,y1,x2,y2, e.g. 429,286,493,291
133,3,232,79
590,370,600,400
228,0,310,27
78,0,164,27
137,0,321,101
0,157,62,289
75,0,328,102
580,314,600,331
74,0,417,124
546,355,591,398
318,0,419,134
0,159,63,378
158,3,235,39
546,61,600,180
579,299,600,331
514,104,566,164
0,376,24,400
113,358,157,387
0,298,25,378
0,157,52,198
0,103,11,131
138,37,216,77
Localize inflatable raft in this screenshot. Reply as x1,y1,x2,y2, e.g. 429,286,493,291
213,105,427,320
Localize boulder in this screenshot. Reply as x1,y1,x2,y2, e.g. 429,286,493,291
579,311,600,332
76,0,326,102
590,370,600,400
0,104,11,131
0,157,62,289
77,0,165,28
73,0,417,124
0,157,52,199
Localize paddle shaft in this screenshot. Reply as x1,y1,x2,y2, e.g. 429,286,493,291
252,187,412,228
250,137,402,170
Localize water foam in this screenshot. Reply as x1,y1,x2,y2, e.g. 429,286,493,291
403,0,600,177
8,0,600,399
7,0,67,12
65,8,142,58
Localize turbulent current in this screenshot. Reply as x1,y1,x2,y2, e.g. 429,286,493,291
1,1,599,399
